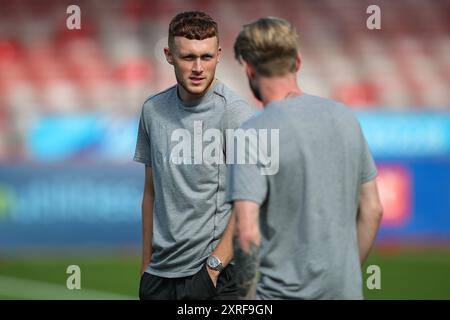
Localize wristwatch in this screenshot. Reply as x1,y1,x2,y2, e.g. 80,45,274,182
206,255,224,272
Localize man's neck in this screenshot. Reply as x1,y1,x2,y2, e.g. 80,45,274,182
259,73,302,106
178,79,217,103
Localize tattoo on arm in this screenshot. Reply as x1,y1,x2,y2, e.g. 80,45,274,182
233,236,260,299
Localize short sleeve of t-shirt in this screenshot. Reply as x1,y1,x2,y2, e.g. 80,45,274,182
222,100,256,130
225,120,268,205
222,100,257,161
133,106,152,166
226,161,268,205
359,128,377,184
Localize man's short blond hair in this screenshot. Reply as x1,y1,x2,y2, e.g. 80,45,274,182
234,17,299,77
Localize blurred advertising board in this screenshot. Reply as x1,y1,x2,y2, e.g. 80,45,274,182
1,111,450,248
0,164,143,248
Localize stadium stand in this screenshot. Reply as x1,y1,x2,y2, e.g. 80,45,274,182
0,0,449,159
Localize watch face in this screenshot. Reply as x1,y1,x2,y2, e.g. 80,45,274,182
207,256,220,268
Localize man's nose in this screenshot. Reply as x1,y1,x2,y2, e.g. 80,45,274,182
192,59,203,73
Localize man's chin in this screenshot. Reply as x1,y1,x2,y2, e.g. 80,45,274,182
185,85,209,97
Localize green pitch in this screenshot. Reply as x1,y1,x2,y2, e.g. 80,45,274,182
0,254,140,300
0,248,449,299
362,247,450,299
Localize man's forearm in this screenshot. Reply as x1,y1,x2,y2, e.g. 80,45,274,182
211,213,236,266
357,180,383,265
233,201,261,299
141,193,153,274
233,235,260,299
357,215,381,264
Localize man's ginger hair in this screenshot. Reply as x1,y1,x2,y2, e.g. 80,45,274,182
168,11,219,49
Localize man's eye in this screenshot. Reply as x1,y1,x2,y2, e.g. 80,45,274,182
202,56,212,60
183,56,195,61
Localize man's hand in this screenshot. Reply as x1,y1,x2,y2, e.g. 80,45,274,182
140,264,148,276
206,266,220,287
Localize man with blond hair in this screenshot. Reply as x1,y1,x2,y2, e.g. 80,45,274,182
227,17,383,299
134,11,255,300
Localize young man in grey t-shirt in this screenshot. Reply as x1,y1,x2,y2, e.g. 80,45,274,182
134,12,255,299
227,17,384,299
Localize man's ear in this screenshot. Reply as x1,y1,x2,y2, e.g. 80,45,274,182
244,62,255,79
164,47,174,65
217,46,222,63
295,53,301,72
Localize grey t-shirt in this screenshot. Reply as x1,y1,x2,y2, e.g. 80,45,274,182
134,80,255,278
226,93,377,299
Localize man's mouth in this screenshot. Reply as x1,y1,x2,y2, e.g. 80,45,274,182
189,77,205,85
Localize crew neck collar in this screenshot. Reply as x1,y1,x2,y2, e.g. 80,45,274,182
176,80,220,111
265,92,308,109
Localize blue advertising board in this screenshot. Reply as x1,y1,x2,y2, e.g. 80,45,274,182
1,111,450,248
0,164,143,248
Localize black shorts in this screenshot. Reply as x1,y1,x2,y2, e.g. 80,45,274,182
139,264,238,300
